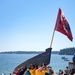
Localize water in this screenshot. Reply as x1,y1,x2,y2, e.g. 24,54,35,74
0,54,73,75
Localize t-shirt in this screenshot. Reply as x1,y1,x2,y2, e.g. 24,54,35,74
29,68,36,75
35,69,43,75
42,69,48,75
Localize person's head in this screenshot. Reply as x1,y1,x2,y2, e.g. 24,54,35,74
41,63,46,66
17,68,20,72
46,66,52,71
38,66,43,71
41,63,47,69
66,66,68,69
20,66,24,71
30,64,35,69
35,65,38,69
47,66,52,69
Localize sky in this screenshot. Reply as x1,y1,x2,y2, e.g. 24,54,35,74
0,0,75,52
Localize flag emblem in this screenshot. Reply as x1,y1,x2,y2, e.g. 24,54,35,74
55,8,73,41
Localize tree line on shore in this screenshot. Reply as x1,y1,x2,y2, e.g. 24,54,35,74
59,47,75,55
0,47,75,55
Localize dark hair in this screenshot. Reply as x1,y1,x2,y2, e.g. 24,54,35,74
41,63,46,66
29,64,35,69
45,73,50,75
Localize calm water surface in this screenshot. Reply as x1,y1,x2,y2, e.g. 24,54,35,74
0,54,73,74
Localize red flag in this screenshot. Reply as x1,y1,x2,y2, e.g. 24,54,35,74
55,8,73,41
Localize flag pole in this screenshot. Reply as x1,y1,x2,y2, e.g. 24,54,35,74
50,29,55,48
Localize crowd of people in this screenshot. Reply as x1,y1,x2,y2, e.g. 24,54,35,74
12,63,75,75
13,63,55,75
57,54,75,75
12,54,75,75
57,66,75,75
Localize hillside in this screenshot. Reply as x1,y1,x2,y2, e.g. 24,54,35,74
59,47,75,55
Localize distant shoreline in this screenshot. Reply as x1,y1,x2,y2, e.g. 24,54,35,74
0,51,59,54
0,47,75,55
